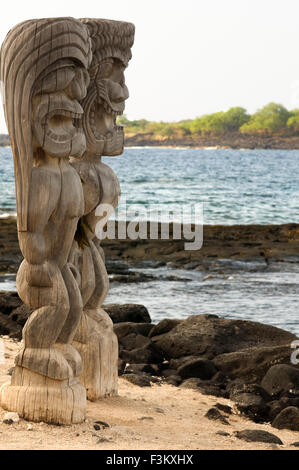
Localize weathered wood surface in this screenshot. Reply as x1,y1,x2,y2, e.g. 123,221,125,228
71,18,134,400
0,17,134,423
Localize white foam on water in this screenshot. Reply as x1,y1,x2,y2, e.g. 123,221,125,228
0,211,16,218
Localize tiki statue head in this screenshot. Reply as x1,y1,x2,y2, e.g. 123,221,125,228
80,18,135,157
0,17,92,231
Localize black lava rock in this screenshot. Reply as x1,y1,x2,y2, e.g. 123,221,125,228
122,373,152,387
215,403,232,415
234,429,283,445
272,406,299,431
149,319,182,338
261,365,299,397
104,304,151,324
204,407,229,425
165,375,182,386
177,358,217,380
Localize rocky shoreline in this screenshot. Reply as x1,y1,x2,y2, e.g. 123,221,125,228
1,216,299,274
0,291,299,434
1,217,299,433
124,132,299,150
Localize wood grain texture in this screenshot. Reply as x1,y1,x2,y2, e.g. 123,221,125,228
1,367,86,424
70,18,134,400
0,16,134,422
0,17,91,424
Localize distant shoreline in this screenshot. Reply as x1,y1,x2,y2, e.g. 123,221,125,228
1,133,299,150
124,133,299,150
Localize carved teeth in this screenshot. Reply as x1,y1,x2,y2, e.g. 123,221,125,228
47,110,82,120
90,125,124,142
46,128,76,142
44,107,83,140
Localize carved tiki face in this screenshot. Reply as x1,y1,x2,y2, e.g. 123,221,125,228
0,18,92,230
32,60,90,159
80,19,135,157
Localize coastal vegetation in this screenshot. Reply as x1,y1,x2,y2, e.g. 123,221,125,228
118,103,299,146
118,103,299,139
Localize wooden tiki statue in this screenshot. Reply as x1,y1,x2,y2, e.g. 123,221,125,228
0,17,92,424
70,18,134,400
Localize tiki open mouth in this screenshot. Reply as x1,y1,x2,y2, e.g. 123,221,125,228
89,101,119,140
33,93,87,158
103,124,124,156
104,125,124,141
44,109,83,143
102,100,125,118
88,99,124,155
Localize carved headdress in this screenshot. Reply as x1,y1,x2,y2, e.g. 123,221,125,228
80,18,135,70
0,17,91,231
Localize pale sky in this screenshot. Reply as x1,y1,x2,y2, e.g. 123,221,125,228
0,0,298,132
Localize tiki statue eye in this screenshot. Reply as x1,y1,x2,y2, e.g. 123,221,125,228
97,61,113,79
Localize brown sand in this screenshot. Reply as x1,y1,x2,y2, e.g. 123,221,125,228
0,337,298,450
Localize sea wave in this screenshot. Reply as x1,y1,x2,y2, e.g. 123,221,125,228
0,209,16,218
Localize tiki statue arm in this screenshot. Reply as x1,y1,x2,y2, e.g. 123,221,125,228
18,167,59,287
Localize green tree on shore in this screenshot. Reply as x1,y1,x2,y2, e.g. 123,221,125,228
117,103,298,139
287,110,299,132
222,107,250,131
240,103,290,134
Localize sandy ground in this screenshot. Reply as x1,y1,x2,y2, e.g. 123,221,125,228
0,336,298,451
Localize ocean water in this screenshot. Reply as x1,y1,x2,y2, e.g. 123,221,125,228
0,146,299,335
1,258,299,336
105,260,299,336
1,146,299,224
